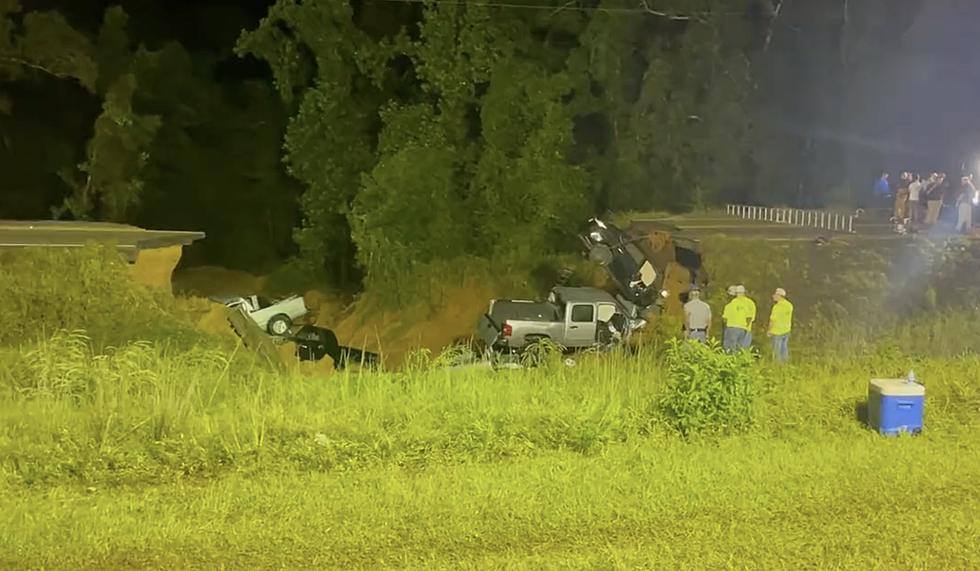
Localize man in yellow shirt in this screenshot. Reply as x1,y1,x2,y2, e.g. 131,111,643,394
768,287,794,363
722,285,756,351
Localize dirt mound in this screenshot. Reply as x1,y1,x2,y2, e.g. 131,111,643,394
330,278,501,367
307,289,348,326
129,245,184,294
173,266,267,298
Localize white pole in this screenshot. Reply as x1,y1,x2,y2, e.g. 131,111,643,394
849,216,854,233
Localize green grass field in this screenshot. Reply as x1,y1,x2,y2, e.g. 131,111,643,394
1,330,978,569
1,246,979,568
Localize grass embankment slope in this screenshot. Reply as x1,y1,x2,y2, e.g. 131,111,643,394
1,243,979,569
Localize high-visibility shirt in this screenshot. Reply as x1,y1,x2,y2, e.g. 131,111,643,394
723,297,756,331
769,299,794,336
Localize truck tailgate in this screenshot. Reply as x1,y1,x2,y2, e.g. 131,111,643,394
478,314,502,346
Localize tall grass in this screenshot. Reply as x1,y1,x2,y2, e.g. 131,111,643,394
0,245,209,350
1,318,977,487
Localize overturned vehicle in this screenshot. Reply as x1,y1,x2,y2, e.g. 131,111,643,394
475,218,707,355
221,296,379,371
579,218,706,316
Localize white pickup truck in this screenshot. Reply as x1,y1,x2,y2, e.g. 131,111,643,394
211,294,308,336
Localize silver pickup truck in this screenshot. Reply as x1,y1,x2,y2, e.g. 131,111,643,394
477,287,642,351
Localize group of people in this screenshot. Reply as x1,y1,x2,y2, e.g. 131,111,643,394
682,285,795,363
874,171,979,234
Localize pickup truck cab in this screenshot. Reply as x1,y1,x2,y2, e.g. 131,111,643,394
477,287,640,351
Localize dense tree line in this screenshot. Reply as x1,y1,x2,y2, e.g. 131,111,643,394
237,0,758,287
1,0,967,286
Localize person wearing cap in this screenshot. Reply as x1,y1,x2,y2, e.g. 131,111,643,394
722,285,755,351
768,287,794,363
683,286,711,343
721,285,738,350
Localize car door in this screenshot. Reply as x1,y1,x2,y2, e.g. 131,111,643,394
565,304,598,347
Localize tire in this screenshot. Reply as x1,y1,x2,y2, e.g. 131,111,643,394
267,314,292,336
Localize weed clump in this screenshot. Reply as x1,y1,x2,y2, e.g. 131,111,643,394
659,338,760,437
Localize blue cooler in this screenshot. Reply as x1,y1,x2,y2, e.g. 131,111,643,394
868,378,925,436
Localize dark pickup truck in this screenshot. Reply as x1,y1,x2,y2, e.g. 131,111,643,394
579,217,706,313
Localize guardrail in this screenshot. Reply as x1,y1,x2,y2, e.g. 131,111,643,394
726,204,855,233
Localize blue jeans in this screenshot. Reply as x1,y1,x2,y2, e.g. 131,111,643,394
724,328,750,352
687,330,707,344
771,333,790,363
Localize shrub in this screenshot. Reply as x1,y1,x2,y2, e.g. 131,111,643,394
659,338,760,437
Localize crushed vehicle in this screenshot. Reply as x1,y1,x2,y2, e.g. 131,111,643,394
478,286,643,353
286,325,380,370
224,303,380,371
579,218,706,316
211,293,308,336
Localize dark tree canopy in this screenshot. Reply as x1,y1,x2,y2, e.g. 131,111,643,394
239,0,758,286
2,0,977,285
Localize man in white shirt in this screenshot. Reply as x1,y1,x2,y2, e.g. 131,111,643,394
908,174,923,226
683,286,712,343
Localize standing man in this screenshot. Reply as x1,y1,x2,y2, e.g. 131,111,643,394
722,285,738,351
956,175,976,234
683,286,711,343
893,172,911,222
930,172,949,226
768,288,794,363
907,174,923,228
723,285,755,351
873,171,891,210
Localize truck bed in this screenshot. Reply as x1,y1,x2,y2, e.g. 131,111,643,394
478,300,561,347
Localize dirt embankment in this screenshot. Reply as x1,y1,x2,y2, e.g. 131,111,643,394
177,235,980,369
173,266,268,298
324,278,502,366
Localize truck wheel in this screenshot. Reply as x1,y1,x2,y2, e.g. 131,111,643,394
267,314,292,336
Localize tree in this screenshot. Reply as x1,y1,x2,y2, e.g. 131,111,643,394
133,42,301,270
240,0,594,286
569,0,756,212
237,0,388,284
0,1,98,93
55,7,160,222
